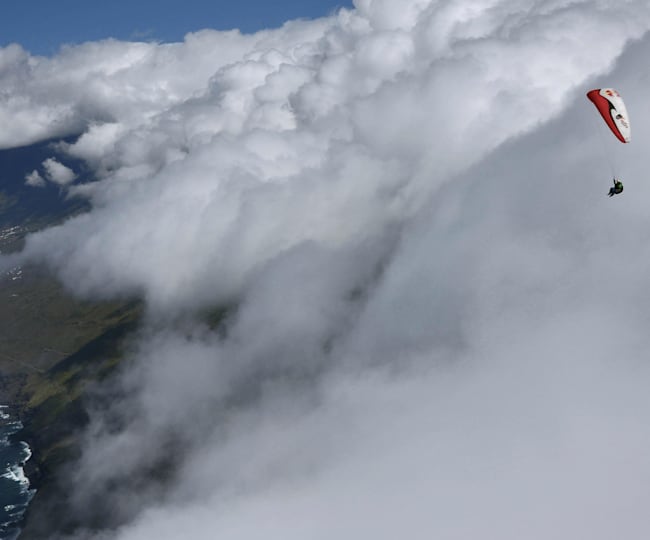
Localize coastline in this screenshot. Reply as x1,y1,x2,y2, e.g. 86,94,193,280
0,405,36,540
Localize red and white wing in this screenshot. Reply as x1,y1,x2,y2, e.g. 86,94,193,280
586,88,631,143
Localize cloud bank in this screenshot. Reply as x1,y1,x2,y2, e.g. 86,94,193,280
3,0,650,538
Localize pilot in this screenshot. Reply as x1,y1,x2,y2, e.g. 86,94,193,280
608,178,624,197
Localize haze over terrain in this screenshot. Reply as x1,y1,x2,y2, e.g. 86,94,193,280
2,0,650,538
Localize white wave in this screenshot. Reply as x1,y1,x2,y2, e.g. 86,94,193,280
3,502,28,519
18,442,31,464
0,417,23,448
1,464,30,489
0,422,24,442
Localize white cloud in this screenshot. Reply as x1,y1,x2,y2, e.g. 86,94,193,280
4,0,650,538
24,169,45,187
42,157,77,185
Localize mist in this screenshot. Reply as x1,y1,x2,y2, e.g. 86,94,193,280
3,0,650,538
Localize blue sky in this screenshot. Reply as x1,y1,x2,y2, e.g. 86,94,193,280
1,0,353,56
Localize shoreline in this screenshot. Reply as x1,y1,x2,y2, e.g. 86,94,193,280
0,406,36,540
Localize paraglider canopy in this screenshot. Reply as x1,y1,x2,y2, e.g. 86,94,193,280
587,88,631,143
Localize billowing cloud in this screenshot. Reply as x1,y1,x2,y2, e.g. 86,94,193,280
4,0,650,538
42,157,77,185
24,169,45,187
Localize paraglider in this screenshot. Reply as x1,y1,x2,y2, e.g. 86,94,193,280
586,88,630,196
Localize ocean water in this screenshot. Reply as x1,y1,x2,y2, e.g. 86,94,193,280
0,407,34,540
